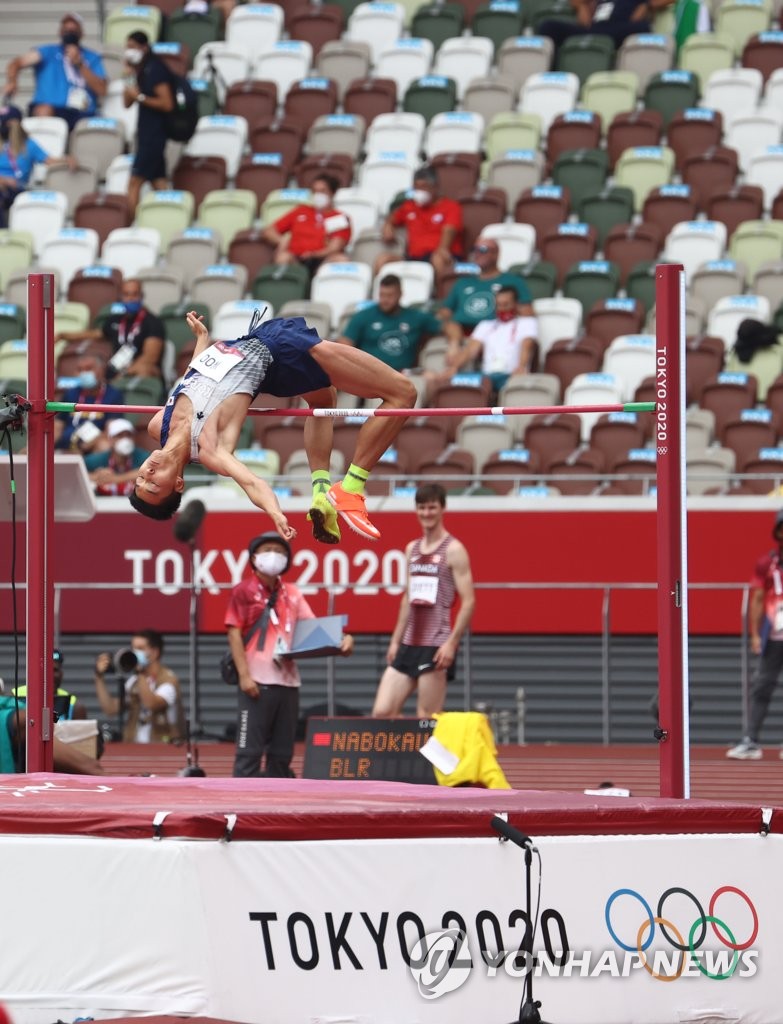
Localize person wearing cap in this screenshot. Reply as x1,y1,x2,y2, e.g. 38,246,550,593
129,309,416,545
372,483,474,718
94,629,183,743
727,509,783,759
84,419,150,497
226,532,354,777
12,649,88,722
0,104,78,227
4,13,107,130
122,31,174,213
54,355,125,453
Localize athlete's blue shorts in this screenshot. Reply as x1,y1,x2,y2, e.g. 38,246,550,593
246,317,331,398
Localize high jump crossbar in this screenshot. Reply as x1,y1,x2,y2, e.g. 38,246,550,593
23,269,689,797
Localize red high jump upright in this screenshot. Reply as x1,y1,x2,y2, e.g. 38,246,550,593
655,263,690,799
26,273,56,772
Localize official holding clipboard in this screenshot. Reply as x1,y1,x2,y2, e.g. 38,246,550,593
225,532,354,777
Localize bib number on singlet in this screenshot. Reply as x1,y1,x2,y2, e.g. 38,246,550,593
409,574,439,606
189,342,245,382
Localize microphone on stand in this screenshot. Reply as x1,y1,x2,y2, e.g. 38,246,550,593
173,499,206,544
491,815,534,849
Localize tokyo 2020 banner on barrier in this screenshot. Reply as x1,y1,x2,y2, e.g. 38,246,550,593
0,826,778,1023
0,502,777,635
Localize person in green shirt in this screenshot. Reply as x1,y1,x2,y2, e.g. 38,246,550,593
338,274,442,373
438,236,534,368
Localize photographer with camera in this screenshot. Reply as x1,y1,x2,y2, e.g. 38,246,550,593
94,629,184,743
4,12,107,131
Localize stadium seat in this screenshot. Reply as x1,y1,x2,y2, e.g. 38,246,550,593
523,0,578,31
546,447,607,495
40,228,100,295
704,67,764,126
347,2,406,62
514,185,570,245
481,449,541,494
500,373,562,438
234,155,288,213
463,77,517,123
564,371,624,439
376,39,434,95
311,262,373,327
101,81,138,145
725,110,783,173
690,259,748,311
681,146,740,203
103,154,135,195
249,118,307,173
716,0,773,57
551,148,608,209
457,189,509,252
433,36,494,99
590,411,646,468
334,187,381,238
753,261,783,313
223,80,278,124
610,448,657,494
284,77,339,134
260,187,312,227
539,223,598,286
278,301,334,339
686,447,737,494
190,264,249,318
185,115,248,179
425,111,484,159
472,3,525,54
307,113,366,160
255,41,314,97
545,110,602,166
678,32,735,93
616,32,674,94
479,223,536,271
685,335,726,403
531,296,582,357
642,184,698,239
585,297,645,348
53,301,91,338
518,71,580,133
371,260,434,304
198,189,257,252
0,302,26,346
251,263,311,308
167,226,221,288
104,4,162,46
486,151,545,211
8,191,67,257
67,267,122,323
403,74,458,123
562,259,621,312
101,226,160,279
724,345,783,402
603,334,656,402
643,70,700,128
316,40,372,98
456,415,516,470
0,339,29,384
135,190,195,251
168,156,226,213
523,412,580,466
485,111,542,161
742,29,783,83
67,116,125,178
580,71,638,130
430,153,482,196
160,301,212,355
729,219,783,279
287,5,344,60
746,147,783,210
296,153,355,191
577,186,635,247
708,186,766,239
707,294,772,348
510,259,559,301
193,43,252,96
70,193,130,251
496,35,554,90
603,223,663,286
605,108,663,168
364,111,424,162
613,145,675,211
556,34,616,87
359,153,415,211
410,3,464,51
225,2,284,51
136,265,184,315
666,107,723,171
213,299,272,342
344,77,398,125
544,338,602,392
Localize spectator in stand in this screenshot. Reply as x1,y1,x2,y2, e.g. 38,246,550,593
0,698,104,774
429,286,538,399
54,354,125,452
57,278,166,391
94,629,184,744
12,648,88,722
338,274,442,373
438,236,534,348
727,509,783,759
376,166,464,279
263,174,352,276
122,31,174,213
0,104,78,227
84,418,149,497
538,0,654,48
4,12,107,130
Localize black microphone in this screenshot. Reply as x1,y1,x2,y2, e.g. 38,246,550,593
173,499,206,544
491,815,533,849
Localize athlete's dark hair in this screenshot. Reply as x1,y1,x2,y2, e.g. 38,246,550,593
129,488,182,520
415,483,447,507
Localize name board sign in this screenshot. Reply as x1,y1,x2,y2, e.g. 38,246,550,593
303,717,437,783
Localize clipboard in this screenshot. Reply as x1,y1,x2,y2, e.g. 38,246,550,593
286,614,348,659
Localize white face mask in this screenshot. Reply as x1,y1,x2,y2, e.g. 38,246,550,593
113,436,135,457
411,189,432,206
132,647,149,669
124,47,143,66
311,191,331,210
253,551,288,576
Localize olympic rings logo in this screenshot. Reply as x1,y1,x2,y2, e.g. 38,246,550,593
605,886,759,981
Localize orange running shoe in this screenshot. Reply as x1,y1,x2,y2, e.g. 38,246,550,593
327,482,381,541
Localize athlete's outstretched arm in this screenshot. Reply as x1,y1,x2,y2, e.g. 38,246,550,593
187,310,212,359
201,448,296,540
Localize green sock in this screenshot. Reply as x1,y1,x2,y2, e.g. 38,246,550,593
311,471,331,500
342,463,370,495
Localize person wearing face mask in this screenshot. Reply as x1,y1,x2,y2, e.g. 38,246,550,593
0,104,78,227
84,418,150,496
262,174,352,276
122,31,174,213
433,286,538,399
54,355,126,452
58,278,166,390
226,533,354,777
376,166,464,280
4,13,107,130
94,629,183,743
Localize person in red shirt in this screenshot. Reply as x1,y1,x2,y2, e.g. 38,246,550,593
376,165,464,280
263,173,351,276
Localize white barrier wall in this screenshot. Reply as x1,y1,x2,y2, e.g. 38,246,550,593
1,832,779,1024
